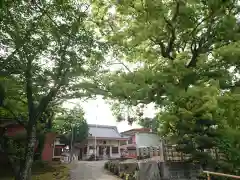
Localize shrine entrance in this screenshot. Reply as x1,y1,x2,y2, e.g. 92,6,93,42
79,148,82,160
106,146,110,156
98,146,109,159
99,146,103,155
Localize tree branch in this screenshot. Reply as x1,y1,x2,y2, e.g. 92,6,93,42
5,4,48,55
164,17,176,60
163,1,180,60
25,57,35,118
6,8,38,122
149,2,180,60
150,38,168,58
34,41,71,122
26,4,72,122
11,97,28,105
186,7,223,67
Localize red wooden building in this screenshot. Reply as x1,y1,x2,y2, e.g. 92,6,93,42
0,118,65,162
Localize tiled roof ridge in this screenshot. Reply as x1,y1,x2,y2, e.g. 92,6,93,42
88,124,117,129
88,124,123,137
121,128,151,134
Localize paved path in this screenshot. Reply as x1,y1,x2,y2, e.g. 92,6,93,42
70,161,121,180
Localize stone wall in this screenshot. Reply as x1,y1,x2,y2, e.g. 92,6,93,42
106,158,202,180
137,161,201,180
164,162,201,180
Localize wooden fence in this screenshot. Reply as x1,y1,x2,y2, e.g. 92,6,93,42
137,141,225,162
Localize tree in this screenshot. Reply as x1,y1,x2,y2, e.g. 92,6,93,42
159,82,222,170
53,106,88,163
0,76,28,124
92,0,240,174
0,76,28,175
0,77,64,163
34,104,63,161
138,117,158,133
1,1,107,179
53,106,89,145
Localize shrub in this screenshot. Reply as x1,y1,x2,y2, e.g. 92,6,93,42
112,164,116,172
104,161,109,169
110,163,114,172
124,173,136,180
128,173,136,180
125,173,130,180
119,172,125,178
105,160,123,178
113,165,119,175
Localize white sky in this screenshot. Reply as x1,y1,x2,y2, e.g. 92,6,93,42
63,96,156,132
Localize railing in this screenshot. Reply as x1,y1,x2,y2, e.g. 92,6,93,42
137,142,226,163
203,171,240,179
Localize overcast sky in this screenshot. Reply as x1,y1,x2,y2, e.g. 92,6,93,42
63,96,156,132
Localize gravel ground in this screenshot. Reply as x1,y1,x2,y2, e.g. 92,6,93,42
70,160,121,180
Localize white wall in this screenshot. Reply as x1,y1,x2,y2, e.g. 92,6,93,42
135,133,162,148
111,153,121,158
54,138,63,145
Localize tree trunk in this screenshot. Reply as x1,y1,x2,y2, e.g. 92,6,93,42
34,133,45,160
16,125,36,180
27,167,32,180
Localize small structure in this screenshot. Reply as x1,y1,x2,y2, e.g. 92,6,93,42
120,128,152,158
74,124,128,160
120,128,164,159
51,136,66,160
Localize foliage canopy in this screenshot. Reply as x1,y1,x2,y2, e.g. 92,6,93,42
92,0,240,174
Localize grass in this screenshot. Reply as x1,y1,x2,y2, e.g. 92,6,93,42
0,161,70,180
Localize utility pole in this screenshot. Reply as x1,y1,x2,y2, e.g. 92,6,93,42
150,120,153,132
94,125,97,161
95,103,98,161
70,124,74,163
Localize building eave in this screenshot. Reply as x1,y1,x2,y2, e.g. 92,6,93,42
87,137,128,140
120,128,151,135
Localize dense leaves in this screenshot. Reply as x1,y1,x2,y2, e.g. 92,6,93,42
93,0,240,175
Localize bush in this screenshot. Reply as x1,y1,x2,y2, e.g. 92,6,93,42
105,160,123,178
104,161,109,169
119,172,125,178
128,173,136,180
113,165,119,175
110,163,115,173
124,173,136,180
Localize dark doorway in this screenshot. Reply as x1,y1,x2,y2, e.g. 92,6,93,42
99,146,103,155
106,146,110,155
79,148,82,160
